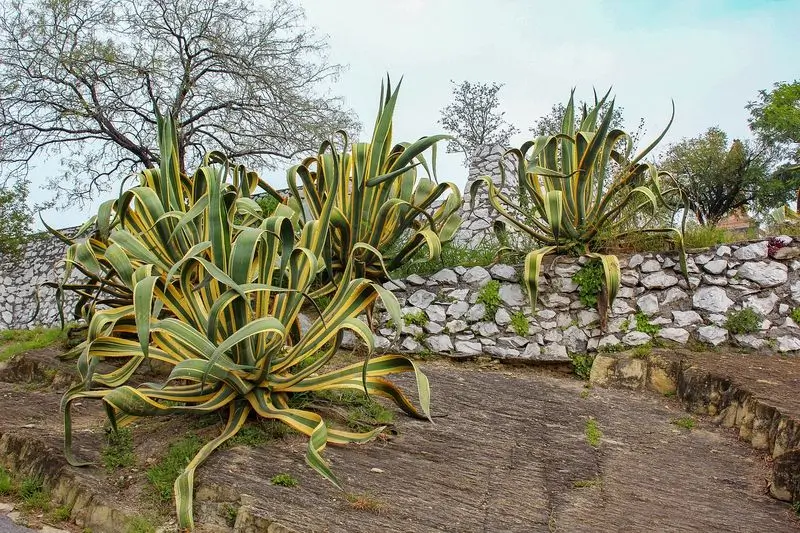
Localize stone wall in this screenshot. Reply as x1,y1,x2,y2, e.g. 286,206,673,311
0,228,82,329
369,238,800,362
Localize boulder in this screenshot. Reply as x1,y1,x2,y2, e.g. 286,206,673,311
733,242,768,260
697,325,727,346
737,261,788,288
692,286,734,313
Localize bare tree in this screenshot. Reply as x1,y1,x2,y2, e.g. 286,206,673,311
0,0,358,204
438,80,518,164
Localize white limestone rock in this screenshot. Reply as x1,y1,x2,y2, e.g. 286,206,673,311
692,286,734,314
697,326,727,346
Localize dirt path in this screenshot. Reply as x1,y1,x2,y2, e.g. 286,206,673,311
0,353,798,532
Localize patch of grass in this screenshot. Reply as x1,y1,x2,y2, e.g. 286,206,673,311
724,308,762,335
294,389,395,431
0,327,65,363
573,259,604,308
0,466,12,495
126,516,156,533
572,476,602,488
19,475,49,511
390,241,496,278
476,280,501,319
510,312,529,336
146,435,204,502
345,493,383,514
579,388,591,399
270,473,298,487
50,505,72,522
791,308,800,324
634,312,660,336
585,417,602,448
671,416,695,430
683,225,734,249
631,343,652,359
403,310,428,327
569,353,594,381
102,427,135,471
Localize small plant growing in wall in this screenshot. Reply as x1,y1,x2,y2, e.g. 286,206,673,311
634,312,660,336
569,353,595,380
791,308,800,325
477,280,501,319
573,259,605,308
510,312,529,336
724,308,761,335
402,311,428,327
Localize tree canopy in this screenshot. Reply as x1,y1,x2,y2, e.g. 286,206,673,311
0,0,357,203
438,80,518,164
660,127,798,225
0,180,32,257
530,97,642,144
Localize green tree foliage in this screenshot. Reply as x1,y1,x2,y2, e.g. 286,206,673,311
660,127,798,225
0,180,32,257
0,0,357,204
438,80,518,164
747,80,800,209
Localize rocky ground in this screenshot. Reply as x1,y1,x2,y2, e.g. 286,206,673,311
1,348,799,532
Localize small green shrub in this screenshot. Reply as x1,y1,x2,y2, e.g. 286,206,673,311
634,312,660,336
569,353,595,381
791,308,800,324
101,427,135,471
573,260,604,308
671,416,695,430
510,312,529,336
585,418,602,447
402,311,428,327
345,493,384,513
0,466,12,495
476,280,501,319
270,473,298,487
724,308,762,334
256,195,280,217
146,436,204,502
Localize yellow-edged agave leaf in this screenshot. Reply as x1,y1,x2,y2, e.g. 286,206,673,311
476,90,686,323
60,112,432,531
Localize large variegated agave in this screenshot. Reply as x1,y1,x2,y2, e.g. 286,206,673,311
61,116,431,531
472,91,686,319
284,78,462,293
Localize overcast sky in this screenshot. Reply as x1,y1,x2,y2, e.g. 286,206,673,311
31,0,800,229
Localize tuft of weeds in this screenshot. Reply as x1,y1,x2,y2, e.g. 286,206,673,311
102,427,135,471
683,225,734,249
19,475,49,511
146,435,204,502
224,423,273,448
345,493,383,514
270,473,298,487
0,327,66,363
572,476,602,488
476,280,502,319
510,312,529,336
569,353,595,381
50,505,72,522
631,343,652,359
585,417,602,448
298,389,395,431
0,466,12,495
126,515,156,533
671,416,695,430
634,312,660,336
791,308,800,325
724,308,762,335
390,241,497,278
223,503,239,527
402,311,428,327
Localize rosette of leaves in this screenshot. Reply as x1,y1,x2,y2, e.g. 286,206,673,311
61,116,431,531
284,78,462,294
472,90,686,319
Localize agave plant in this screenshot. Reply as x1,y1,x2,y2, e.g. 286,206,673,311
472,90,686,319
42,122,285,334
283,78,462,294
61,116,431,531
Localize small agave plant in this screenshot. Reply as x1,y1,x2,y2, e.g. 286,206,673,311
61,115,431,530
472,90,686,321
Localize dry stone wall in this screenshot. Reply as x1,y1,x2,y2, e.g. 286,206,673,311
366,239,800,362
0,228,82,329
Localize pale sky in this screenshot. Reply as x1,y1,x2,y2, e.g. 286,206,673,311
30,0,800,229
